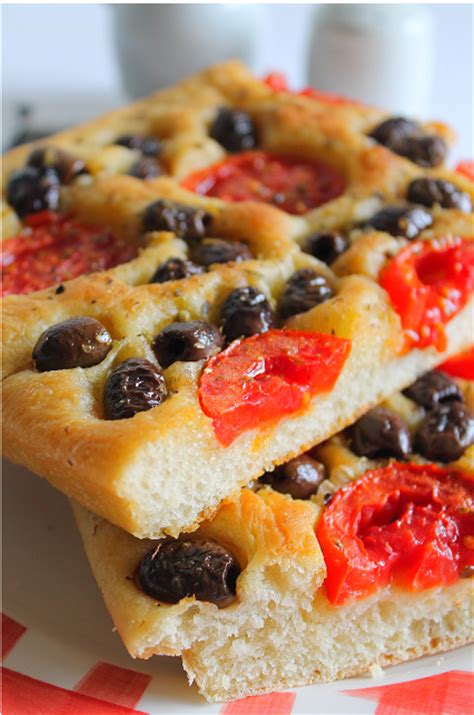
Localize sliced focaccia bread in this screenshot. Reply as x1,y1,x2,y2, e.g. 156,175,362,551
73,363,474,701
2,62,474,539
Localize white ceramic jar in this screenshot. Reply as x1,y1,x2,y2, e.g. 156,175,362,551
308,5,435,116
111,5,262,99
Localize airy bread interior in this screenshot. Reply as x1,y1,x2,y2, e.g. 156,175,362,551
73,482,473,702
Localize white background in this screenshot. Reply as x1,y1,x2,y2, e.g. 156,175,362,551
2,3,473,159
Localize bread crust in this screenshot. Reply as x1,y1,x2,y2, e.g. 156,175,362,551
73,485,473,702
72,373,474,701
3,61,474,538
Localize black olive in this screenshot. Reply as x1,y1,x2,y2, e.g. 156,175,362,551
349,407,412,459
33,317,113,371
416,402,474,463
399,135,447,168
406,178,472,213
143,199,212,241
403,371,462,409
369,117,421,149
137,539,240,607
220,286,274,344
128,157,162,180
259,455,326,499
6,166,60,218
210,107,257,153
103,358,168,420
189,238,252,267
152,321,223,368
366,205,433,239
149,257,205,284
27,146,87,184
280,269,334,320
115,134,161,157
369,117,447,167
303,232,349,265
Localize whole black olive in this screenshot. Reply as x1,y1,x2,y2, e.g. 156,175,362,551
350,407,412,459
403,371,462,409
143,199,212,241
33,317,112,371
210,107,257,153
6,166,60,218
400,135,447,168
103,358,168,420
220,286,274,344
366,205,433,239
259,455,326,499
303,232,349,265
280,269,334,320
406,178,471,213
137,539,240,607
189,238,252,266
149,257,205,284
416,402,474,463
369,117,447,167
369,117,421,149
152,321,223,368
115,134,162,157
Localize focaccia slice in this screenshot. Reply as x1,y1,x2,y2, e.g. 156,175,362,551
73,368,474,701
3,62,474,539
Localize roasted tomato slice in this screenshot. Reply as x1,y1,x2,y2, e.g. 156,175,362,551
182,151,346,215
380,237,474,352
456,160,474,182
317,462,474,606
199,329,351,446
1,211,137,296
263,72,359,106
439,346,474,380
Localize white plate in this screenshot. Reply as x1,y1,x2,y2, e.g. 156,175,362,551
3,459,472,714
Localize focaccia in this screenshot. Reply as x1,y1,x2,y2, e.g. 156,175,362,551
2,62,473,539
73,367,474,701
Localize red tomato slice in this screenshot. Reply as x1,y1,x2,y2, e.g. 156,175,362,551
198,329,351,446
263,72,359,106
316,463,474,606
439,346,474,380
1,212,137,296
379,237,474,352
456,160,474,182
263,71,290,93
182,151,346,215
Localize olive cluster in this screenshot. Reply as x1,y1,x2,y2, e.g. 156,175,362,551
6,146,88,219
369,116,447,168
31,253,336,422
349,371,474,463
115,133,163,180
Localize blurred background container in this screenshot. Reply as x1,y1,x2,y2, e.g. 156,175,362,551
2,4,473,158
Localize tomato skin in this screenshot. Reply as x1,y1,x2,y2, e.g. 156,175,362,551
198,329,351,446
380,237,474,352
263,71,290,93
182,151,346,215
317,463,474,606
1,212,137,297
439,346,474,380
456,160,474,182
